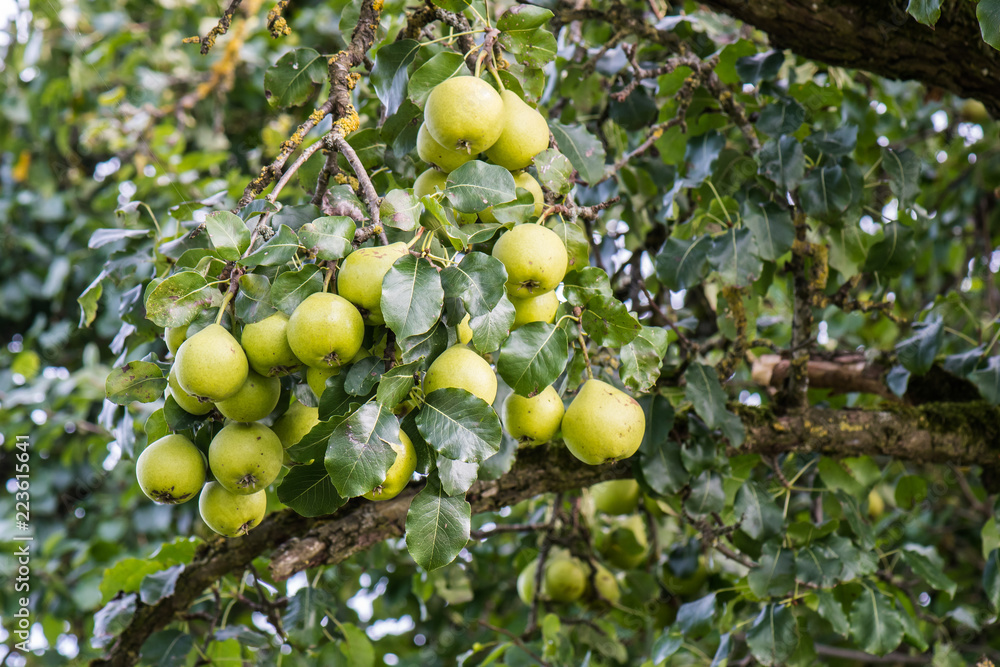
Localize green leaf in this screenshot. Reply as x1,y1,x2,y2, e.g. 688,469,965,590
581,294,641,346
376,359,422,409
205,211,251,260
325,401,400,498
299,216,355,261
743,200,794,261
900,545,957,597
758,136,805,191
416,388,503,463
139,629,194,667
429,0,469,12
683,364,745,446
534,148,574,195
240,224,300,267
138,564,184,605
408,52,467,108
795,545,842,587
144,271,220,327
235,273,275,324
344,356,383,397
106,361,166,405
828,222,868,277
756,99,805,136
286,417,340,464
382,255,445,339
88,228,150,248
907,0,942,25
736,50,784,84
836,491,875,549
861,223,915,277
978,0,1000,50
674,593,716,636
734,481,783,541
800,165,852,221
78,274,104,327
824,534,878,581
894,474,928,509
497,322,569,396
881,147,921,205
445,161,517,213
499,26,557,68
371,39,420,117
271,264,323,315
550,220,591,271
436,455,479,496
549,122,606,185
497,4,554,32
684,471,725,517
441,252,508,319
806,125,858,156
817,458,865,496
470,294,515,353
970,356,1000,403
655,236,711,290
264,48,327,108
337,621,376,667
620,325,670,392
683,131,725,186
748,543,796,597
708,227,763,286
638,414,688,495
405,475,471,570
985,549,1000,609
380,189,420,232
652,633,683,663
563,267,612,308
849,587,904,656
278,458,347,517
401,320,449,364
814,590,850,636
100,559,167,604
896,316,943,376
746,604,798,666
93,594,138,648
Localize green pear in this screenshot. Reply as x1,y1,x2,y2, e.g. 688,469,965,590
423,344,497,404
492,223,568,298
543,556,588,602
663,557,708,597
480,171,545,223
590,479,641,516
215,370,281,423
286,292,365,370
165,325,188,356
271,400,321,450
241,312,301,377
199,481,267,537
363,429,417,501
424,76,504,154
136,434,207,505
502,385,564,446
591,562,621,604
517,558,539,605
417,123,474,173
510,290,559,330
413,167,448,199
484,90,550,171
457,313,473,345
337,242,410,325
562,379,645,465
167,366,214,416
208,422,283,495
601,515,649,570
174,323,248,402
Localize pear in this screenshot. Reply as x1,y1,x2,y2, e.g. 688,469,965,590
480,171,545,223
502,385,564,446
542,556,588,602
457,313,473,345
510,290,559,330
492,224,568,298
208,422,283,495
601,514,650,570
363,429,417,501
337,242,410,324
286,292,365,370
167,366,214,416
240,312,301,377
590,479,641,516
173,323,248,402
562,379,645,465
423,344,497,404
591,562,621,604
214,370,281,423
484,90,550,171
517,558,540,605
417,123,474,173
199,482,267,537
136,434,207,505
413,167,449,198
424,76,504,154
165,325,188,356
271,400,321,450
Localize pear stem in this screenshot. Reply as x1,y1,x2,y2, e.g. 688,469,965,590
474,49,488,79
486,61,505,91
323,260,337,292
406,227,424,248
576,326,594,380
215,289,235,326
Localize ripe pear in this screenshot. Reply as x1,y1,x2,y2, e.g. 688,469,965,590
214,370,281,423
199,482,267,537
424,76,504,154
363,429,417,501
165,325,188,356
423,344,497,404
502,385,564,446
208,422,283,495
480,171,545,223
271,400,321,450
286,292,365,370
413,167,448,198
517,558,540,604
868,489,886,519
543,556,588,602
562,380,645,465
167,366,214,416
136,434,207,505
457,313,473,345
337,242,410,325
241,312,301,377
174,323,248,402
591,562,621,604
484,90,550,171
590,479,641,516
510,290,559,330
601,515,650,570
492,224,568,298
417,123,474,173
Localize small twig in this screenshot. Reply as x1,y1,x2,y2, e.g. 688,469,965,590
186,0,244,55
331,133,388,245
266,0,292,38
268,138,327,205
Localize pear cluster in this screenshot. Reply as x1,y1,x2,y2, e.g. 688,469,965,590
516,548,621,607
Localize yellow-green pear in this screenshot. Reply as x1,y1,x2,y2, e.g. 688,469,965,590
484,90,550,171
363,429,417,501
136,434,207,505
199,482,267,537
272,400,321,450
173,323,248,402
457,313,473,345
241,312,301,377
165,325,188,356
337,242,410,325
167,366,214,416
480,171,545,223
208,422,283,495
591,562,621,604
502,385,564,446
413,167,449,198
424,76,504,154
543,556,588,602
590,479,641,516
423,344,497,404
510,290,559,330
562,379,645,465
417,123,474,173
286,292,365,370
215,370,281,423
517,558,540,605
492,224,568,298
